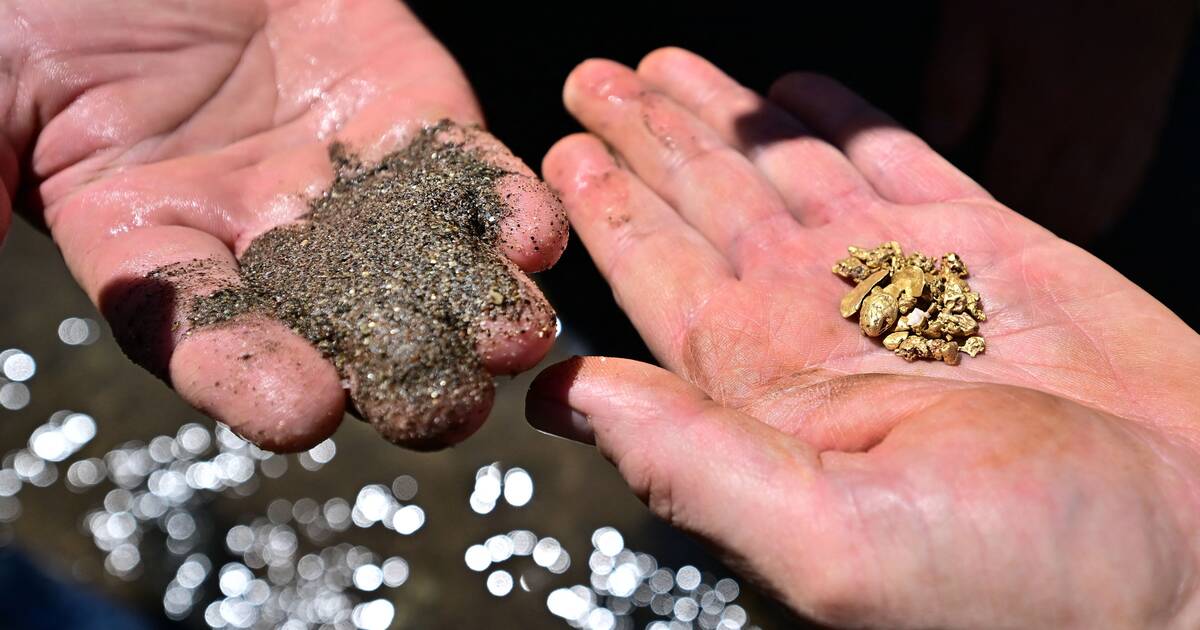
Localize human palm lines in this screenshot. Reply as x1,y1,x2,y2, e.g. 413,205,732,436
666,202,1199,452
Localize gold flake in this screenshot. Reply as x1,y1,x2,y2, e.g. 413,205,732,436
963,336,986,357
839,269,890,318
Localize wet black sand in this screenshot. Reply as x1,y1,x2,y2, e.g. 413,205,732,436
191,122,551,447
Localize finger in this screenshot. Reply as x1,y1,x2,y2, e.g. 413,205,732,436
525,356,868,621
59,128,557,451
221,97,568,274
68,221,346,453
770,72,991,205
39,154,344,451
417,121,570,273
474,259,557,375
563,58,799,271
335,103,569,274
921,3,992,149
459,129,570,274
525,356,820,550
493,172,569,272
543,133,732,369
636,47,878,225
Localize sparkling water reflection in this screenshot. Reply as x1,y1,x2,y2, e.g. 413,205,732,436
0,315,766,629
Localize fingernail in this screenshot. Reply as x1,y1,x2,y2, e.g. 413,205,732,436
525,396,594,445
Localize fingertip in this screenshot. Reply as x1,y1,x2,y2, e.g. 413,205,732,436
543,132,593,177
436,128,568,272
564,58,637,109
542,133,619,202
635,46,726,105
528,355,673,411
374,387,493,451
495,173,569,272
525,394,594,444
477,318,555,375
171,316,345,453
525,356,593,443
636,46,695,75
475,270,558,375
636,46,723,90
527,354,587,400
766,72,799,102
543,132,610,172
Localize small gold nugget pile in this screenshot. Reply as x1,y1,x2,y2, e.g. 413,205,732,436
833,242,987,365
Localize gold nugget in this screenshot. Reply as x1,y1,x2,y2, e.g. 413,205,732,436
883,331,909,350
860,290,899,337
962,336,986,357
839,269,889,318
833,242,987,364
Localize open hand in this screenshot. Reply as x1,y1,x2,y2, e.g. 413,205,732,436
529,48,1200,628
0,0,566,450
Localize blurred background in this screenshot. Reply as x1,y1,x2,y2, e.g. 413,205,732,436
1,1,1197,629
0,215,789,629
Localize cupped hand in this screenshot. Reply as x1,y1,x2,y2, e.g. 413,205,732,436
528,48,1200,628
0,0,566,450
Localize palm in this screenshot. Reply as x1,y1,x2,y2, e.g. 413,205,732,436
648,189,1200,627
693,199,1200,444
532,48,1200,628
6,0,564,449
27,0,479,211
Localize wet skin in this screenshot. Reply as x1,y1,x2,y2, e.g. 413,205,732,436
528,48,1200,628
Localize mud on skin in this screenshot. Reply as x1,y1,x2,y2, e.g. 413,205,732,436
164,121,556,448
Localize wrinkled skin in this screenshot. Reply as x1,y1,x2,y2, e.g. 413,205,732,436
528,48,1200,628
0,1,566,451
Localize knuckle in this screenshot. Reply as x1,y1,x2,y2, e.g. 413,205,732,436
639,459,678,526
728,212,795,265
610,438,673,516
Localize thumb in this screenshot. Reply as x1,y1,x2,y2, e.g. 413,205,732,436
526,356,873,620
